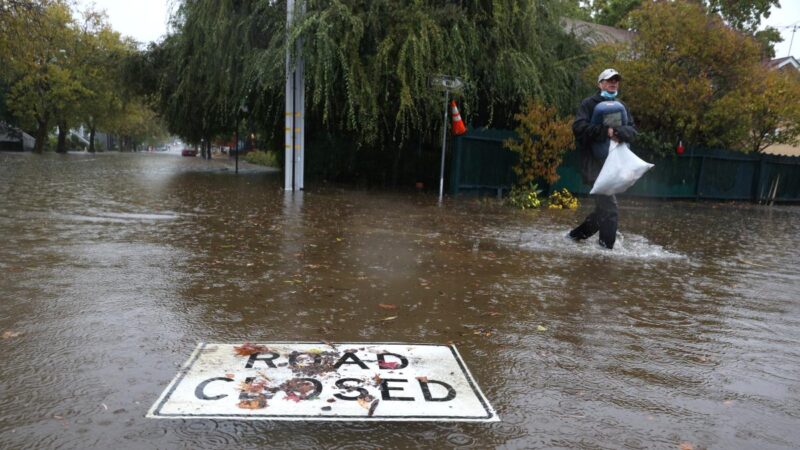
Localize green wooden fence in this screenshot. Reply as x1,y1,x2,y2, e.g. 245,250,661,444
450,129,800,203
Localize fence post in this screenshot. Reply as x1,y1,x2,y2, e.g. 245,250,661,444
695,155,706,200
753,157,766,204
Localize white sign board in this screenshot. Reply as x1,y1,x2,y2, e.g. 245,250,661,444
148,342,498,422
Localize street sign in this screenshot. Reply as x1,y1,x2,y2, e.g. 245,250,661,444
430,75,464,92
429,74,466,202
147,342,498,422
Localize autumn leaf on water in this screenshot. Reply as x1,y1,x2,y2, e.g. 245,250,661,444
381,316,398,321
234,343,272,356
537,325,548,332
378,304,397,310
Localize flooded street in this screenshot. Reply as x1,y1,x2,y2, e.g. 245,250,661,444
1,151,799,449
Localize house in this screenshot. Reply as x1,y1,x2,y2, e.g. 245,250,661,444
764,56,800,156
0,122,35,151
766,55,800,72
561,18,634,46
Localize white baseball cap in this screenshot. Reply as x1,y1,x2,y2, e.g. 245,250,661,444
598,68,621,83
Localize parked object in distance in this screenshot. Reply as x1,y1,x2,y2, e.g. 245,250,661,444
181,148,197,157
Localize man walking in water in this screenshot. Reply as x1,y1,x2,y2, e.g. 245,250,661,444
568,68,637,249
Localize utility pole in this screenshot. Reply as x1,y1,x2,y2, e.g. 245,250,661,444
284,0,305,191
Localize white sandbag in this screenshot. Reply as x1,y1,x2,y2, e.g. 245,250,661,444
590,141,654,195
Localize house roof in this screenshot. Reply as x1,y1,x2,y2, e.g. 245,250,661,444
0,122,35,150
767,56,800,71
561,18,634,46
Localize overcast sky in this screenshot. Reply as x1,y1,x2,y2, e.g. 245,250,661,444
73,0,173,45
763,2,800,59
75,1,799,58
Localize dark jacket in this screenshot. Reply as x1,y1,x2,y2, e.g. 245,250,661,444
572,93,637,184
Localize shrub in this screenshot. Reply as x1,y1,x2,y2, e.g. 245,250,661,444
506,183,543,210
547,188,579,209
504,99,575,185
244,150,279,167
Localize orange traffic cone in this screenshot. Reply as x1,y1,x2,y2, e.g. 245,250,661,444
450,100,467,136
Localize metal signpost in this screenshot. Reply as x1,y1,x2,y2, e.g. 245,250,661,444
147,342,498,422
430,75,464,203
284,0,305,191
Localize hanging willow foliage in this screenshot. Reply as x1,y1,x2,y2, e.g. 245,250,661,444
289,0,587,148
148,0,587,151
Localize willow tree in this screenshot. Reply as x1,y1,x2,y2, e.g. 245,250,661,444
290,0,585,146
146,0,585,182
145,0,267,152
284,0,586,183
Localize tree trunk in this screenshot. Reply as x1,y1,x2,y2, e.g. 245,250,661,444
56,120,68,153
33,117,48,153
88,125,96,153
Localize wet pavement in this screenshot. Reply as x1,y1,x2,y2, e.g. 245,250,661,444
1,151,799,449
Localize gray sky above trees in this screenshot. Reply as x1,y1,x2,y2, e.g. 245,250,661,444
74,0,798,58
764,2,800,59
73,0,174,45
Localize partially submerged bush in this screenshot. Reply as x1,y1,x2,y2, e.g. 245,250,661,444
506,183,543,210
547,188,579,209
244,150,279,167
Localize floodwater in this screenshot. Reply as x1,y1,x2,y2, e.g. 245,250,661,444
1,151,799,449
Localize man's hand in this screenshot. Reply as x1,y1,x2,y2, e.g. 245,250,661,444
607,127,619,142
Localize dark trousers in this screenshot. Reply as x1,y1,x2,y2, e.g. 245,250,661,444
569,194,618,249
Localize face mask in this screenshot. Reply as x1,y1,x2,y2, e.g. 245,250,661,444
601,90,618,100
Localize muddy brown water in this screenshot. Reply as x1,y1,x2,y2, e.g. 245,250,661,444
1,151,799,449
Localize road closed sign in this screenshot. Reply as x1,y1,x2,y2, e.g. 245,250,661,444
147,342,498,422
